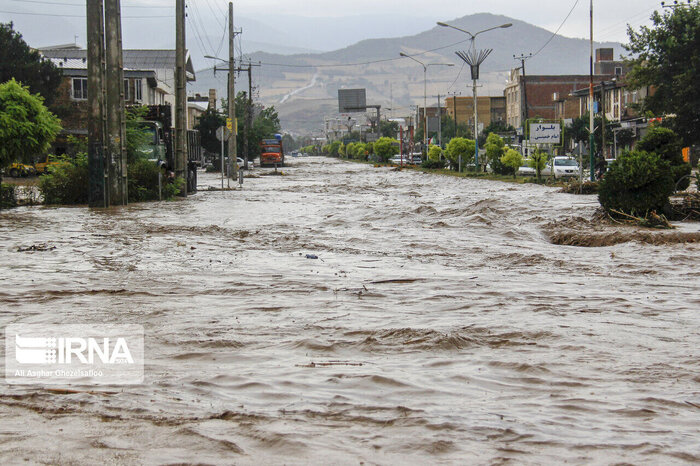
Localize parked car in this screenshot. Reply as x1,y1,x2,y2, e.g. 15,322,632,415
389,154,405,165
517,160,535,176
550,156,580,179
411,154,422,164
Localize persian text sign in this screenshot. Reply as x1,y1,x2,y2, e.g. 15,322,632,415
529,123,561,144
5,324,144,385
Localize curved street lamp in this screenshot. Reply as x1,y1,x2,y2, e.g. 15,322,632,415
438,21,512,169
399,52,454,156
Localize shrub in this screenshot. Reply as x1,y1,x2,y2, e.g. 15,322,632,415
428,145,442,161
637,127,691,191
598,150,674,215
1,183,16,208
38,154,88,204
421,159,445,169
500,148,523,178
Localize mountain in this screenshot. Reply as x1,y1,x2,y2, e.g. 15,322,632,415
191,13,623,135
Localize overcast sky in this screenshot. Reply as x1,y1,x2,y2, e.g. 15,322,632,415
228,0,660,43
0,0,663,44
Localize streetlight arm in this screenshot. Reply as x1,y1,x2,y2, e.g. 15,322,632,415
437,21,512,39
399,52,426,71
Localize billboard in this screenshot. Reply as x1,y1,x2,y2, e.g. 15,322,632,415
529,123,561,144
338,88,367,113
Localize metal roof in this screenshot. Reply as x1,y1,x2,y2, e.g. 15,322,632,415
40,48,195,80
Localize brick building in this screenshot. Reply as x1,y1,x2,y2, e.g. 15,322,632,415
443,96,507,133
505,48,618,129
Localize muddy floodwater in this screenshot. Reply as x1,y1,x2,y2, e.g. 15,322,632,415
1,157,699,464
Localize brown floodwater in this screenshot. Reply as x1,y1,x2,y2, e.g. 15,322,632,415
1,157,699,464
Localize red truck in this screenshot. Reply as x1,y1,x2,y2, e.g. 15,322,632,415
260,137,284,167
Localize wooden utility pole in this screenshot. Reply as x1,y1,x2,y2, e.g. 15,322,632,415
175,0,187,196
104,0,127,205
228,2,238,180
87,0,107,207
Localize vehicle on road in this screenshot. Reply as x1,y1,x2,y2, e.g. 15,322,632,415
389,154,407,165
550,156,580,179
260,136,284,167
34,156,63,175
517,160,535,176
6,163,35,177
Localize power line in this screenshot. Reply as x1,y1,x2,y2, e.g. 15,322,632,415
8,0,172,7
0,9,173,18
532,0,581,57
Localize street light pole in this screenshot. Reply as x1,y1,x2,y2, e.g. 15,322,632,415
439,21,512,170
399,52,453,157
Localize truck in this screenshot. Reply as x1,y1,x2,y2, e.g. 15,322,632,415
260,135,284,167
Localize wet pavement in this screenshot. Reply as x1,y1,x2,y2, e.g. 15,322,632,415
1,156,699,464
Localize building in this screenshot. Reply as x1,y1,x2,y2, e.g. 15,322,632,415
443,96,506,134
40,47,196,134
505,49,619,129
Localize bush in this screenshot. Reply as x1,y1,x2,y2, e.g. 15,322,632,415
421,159,445,169
500,148,523,178
637,127,692,191
428,145,442,161
529,150,549,183
1,183,17,208
38,154,88,204
598,150,675,215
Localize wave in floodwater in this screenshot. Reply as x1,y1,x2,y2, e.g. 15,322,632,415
1,157,699,464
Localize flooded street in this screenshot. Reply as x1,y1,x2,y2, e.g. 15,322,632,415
1,157,699,464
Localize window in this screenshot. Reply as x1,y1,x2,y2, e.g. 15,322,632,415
123,79,130,101
134,78,143,102
72,78,87,100
615,66,623,76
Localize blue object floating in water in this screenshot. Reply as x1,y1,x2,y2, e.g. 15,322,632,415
306,254,318,259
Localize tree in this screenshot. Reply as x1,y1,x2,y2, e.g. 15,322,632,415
529,149,550,183
485,133,509,175
380,120,399,138
373,137,399,163
625,5,700,146
428,145,442,161
500,148,523,178
0,79,61,187
223,92,281,161
445,137,475,171
194,108,226,155
440,114,472,143
636,126,691,190
0,23,63,106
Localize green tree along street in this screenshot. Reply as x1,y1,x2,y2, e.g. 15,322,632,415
501,148,523,178
428,145,443,161
528,149,549,183
484,133,508,175
445,137,475,171
380,120,399,138
373,137,399,163
221,92,282,161
0,78,61,190
626,4,700,146
636,126,691,191
195,108,227,155
0,23,62,107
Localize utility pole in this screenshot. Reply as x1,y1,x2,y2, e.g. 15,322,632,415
175,0,187,196
436,94,442,148
448,91,460,139
87,0,107,207
234,62,260,170
589,0,595,181
514,53,532,122
104,0,127,205
228,2,238,181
